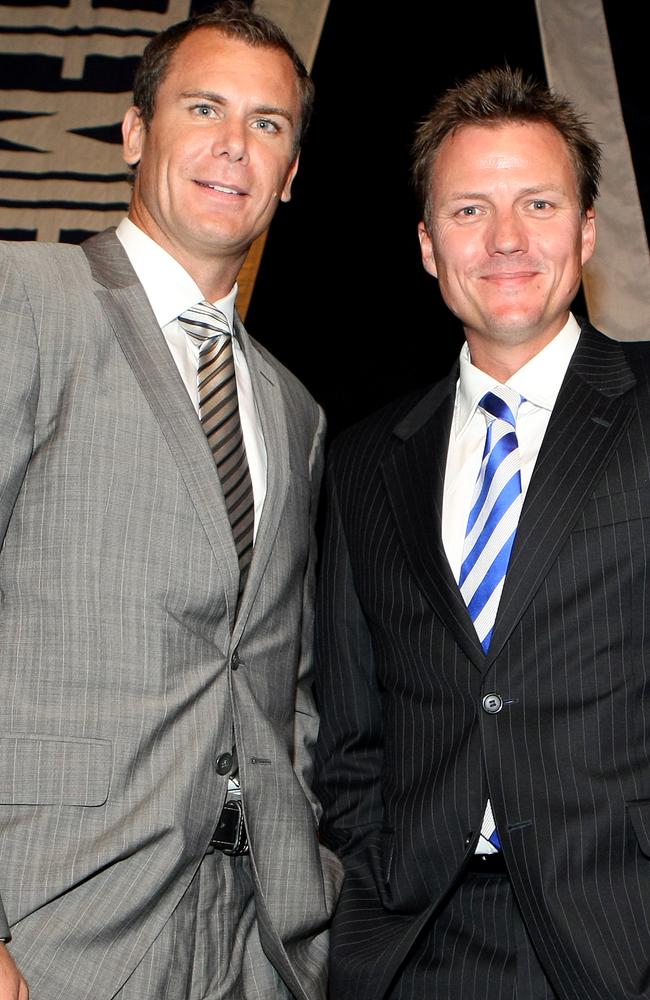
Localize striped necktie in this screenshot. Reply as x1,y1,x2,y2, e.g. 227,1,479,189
179,301,254,593
459,386,524,653
459,385,524,853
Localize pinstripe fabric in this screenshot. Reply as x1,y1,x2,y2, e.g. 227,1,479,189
114,854,291,1000
0,231,341,1000
387,873,557,1000
314,320,650,1000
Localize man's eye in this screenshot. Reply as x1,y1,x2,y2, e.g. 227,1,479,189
532,200,550,210
459,206,479,217
253,119,279,133
192,104,216,117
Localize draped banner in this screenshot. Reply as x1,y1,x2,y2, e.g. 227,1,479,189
0,0,329,314
0,1,191,243
535,0,650,340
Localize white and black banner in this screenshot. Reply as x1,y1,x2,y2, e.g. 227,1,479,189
0,0,191,242
0,0,645,343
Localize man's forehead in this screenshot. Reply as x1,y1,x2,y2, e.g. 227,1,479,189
440,120,567,152
432,121,577,188
167,28,294,81
159,29,300,115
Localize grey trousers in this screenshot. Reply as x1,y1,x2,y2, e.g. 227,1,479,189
115,852,292,1000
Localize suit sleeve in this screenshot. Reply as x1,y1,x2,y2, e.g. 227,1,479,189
313,456,385,858
0,247,40,939
291,403,327,819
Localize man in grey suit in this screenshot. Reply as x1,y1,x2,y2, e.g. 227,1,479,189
316,67,650,999
0,3,340,998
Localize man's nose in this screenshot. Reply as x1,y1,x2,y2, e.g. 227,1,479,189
211,119,249,163
487,209,527,255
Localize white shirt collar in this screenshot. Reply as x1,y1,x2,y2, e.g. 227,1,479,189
454,314,581,437
115,217,238,331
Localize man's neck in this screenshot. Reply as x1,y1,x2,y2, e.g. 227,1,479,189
465,318,570,381
126,212,245,303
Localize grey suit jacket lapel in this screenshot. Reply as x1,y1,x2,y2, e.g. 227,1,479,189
232,318,290,641
81,228,241,622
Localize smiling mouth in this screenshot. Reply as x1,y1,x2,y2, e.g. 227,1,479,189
196,181,245,196
481,271,539,283
484,269,537,276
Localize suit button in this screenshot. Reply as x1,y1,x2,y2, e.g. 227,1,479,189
215,752,233,775
231,650,240,670
482,693,503,714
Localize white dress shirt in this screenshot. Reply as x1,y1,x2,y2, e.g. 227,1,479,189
116,218,267,800
115,217,267,539
442,315,581,580
441,314,581,852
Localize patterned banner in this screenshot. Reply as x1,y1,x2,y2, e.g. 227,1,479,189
0,0,191,242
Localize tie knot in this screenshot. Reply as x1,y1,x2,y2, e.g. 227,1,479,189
179,300,231,344
479,386,523,428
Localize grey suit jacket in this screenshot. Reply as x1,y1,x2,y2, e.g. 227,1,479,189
0,230,341,1000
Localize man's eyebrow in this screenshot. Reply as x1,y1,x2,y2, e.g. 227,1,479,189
445,184,566,200
253,104,295,126
516,184,567,197
446,191,490,201
181,90,226,104
180,90,294,126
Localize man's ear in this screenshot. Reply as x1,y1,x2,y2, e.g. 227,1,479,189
418,220,438,278
279,152,300,203
581,206,596,266
122,106,144,168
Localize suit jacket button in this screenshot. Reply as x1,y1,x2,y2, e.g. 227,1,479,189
215,752,233,775
482,693,503,714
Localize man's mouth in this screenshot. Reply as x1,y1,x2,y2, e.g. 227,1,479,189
480,270,540,283
196,181,244,196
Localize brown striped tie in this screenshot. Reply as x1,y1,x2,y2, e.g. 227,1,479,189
179,301,254,593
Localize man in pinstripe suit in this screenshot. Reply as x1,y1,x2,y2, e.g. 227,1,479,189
0,4,341,999
315,67,650,999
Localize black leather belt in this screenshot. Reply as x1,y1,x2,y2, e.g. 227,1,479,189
465,852,508,874
209,799,249,856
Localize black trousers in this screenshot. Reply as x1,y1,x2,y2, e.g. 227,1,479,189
387,869,558,1000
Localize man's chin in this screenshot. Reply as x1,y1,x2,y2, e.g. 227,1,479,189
479,311,552,345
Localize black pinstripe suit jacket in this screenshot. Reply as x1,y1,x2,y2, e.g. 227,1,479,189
314,321,650,1000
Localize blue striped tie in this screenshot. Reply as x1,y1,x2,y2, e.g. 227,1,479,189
460,386,524,652
460,386,523,853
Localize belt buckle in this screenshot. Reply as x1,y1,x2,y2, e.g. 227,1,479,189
466,851,507,875
210,799,249,856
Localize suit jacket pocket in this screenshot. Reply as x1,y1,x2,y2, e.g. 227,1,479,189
627,799,650,857
0,733,111,805
577,487,650,531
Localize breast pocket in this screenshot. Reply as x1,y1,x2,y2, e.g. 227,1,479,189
575,487,650,531
0,733,112,806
